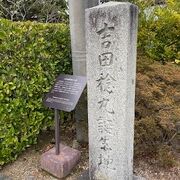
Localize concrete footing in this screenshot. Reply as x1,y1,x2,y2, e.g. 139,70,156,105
40,144,81,179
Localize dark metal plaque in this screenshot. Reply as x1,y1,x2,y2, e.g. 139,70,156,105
43,74,86,112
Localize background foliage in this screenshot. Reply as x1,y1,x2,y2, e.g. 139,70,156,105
0,19,71,165
136,0,180,63
0,0,68,23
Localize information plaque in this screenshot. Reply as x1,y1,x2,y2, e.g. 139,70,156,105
43,74,86,112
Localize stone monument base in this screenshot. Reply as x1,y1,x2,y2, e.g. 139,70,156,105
78,170,145,180
40,144,81,179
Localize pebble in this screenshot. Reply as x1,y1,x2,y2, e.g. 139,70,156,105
0,174,11,180
27,176,36,180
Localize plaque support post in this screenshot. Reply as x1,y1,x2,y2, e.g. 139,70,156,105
41,75,85,178
55,109,60,155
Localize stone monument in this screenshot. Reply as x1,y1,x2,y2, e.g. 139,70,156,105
86,2,138,179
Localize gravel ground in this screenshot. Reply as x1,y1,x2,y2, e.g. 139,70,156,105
0,130,179,180
134,158,180,180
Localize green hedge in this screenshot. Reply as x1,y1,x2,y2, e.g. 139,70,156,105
0,19,71,165
137,0,180,62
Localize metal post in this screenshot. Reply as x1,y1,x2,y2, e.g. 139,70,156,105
55,109,60,155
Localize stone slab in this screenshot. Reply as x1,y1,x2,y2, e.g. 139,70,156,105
40,144,81,179
78,170,145,180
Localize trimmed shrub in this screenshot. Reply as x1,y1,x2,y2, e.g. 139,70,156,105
134,57,179,166
137,0,180,62
0,19,71,165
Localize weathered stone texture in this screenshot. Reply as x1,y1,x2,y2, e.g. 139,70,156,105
86,2,138,180
40,144,80,178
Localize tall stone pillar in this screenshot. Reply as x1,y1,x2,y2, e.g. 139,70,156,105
86,2,138,179
68,0,99,142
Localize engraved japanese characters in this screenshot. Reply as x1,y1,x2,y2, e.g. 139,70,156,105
86,2,138,180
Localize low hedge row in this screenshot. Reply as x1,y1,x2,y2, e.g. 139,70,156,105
137,0,180,62
0,19,71,165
